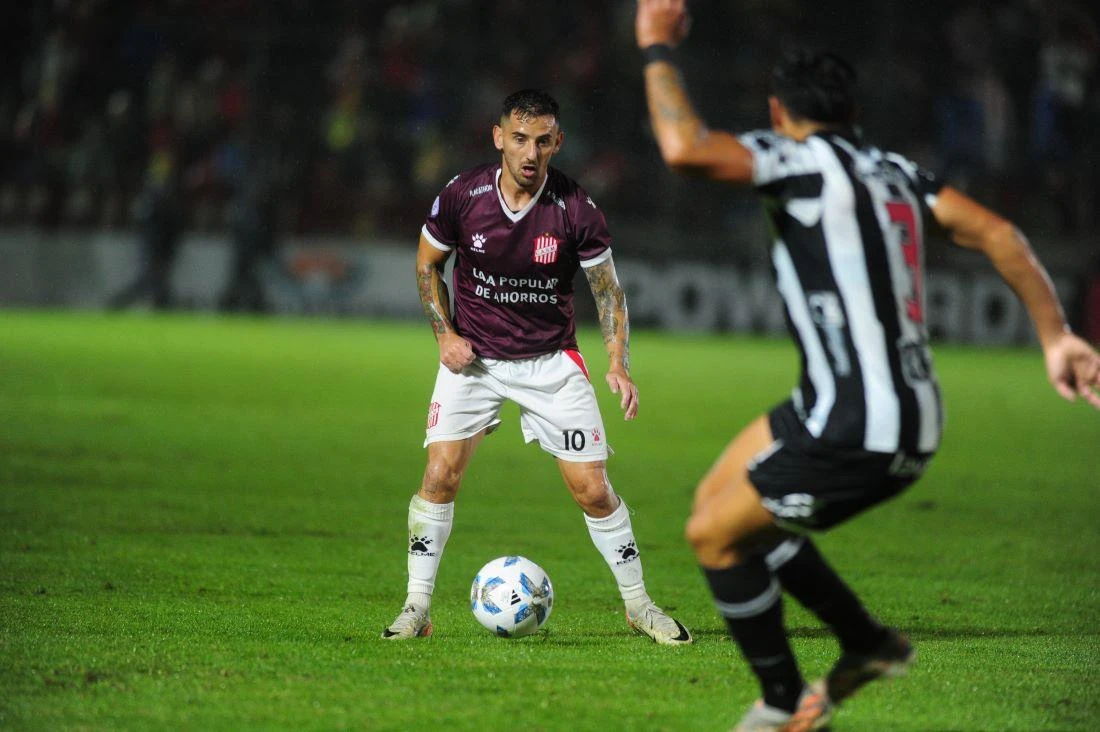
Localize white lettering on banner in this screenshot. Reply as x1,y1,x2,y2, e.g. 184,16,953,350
0,235,1078,345
618,259,785,333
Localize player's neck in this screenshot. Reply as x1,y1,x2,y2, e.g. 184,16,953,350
498,169,543,212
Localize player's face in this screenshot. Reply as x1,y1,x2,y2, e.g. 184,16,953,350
493,111,563,192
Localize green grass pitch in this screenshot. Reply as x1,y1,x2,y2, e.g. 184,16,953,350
1,311,1097,730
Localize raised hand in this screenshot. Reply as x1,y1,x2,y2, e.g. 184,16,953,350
636,0,691,49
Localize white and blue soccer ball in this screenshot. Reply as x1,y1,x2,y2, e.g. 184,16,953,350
470,556,554,638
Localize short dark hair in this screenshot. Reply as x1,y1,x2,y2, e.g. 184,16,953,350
770,50,857,125
500,89,560,125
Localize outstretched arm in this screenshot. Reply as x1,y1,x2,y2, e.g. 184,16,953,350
932,187,1100,407
585,256,639,420
416,234,475,373
636,0,755,184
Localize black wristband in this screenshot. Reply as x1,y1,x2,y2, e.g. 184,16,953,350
642,44,678,67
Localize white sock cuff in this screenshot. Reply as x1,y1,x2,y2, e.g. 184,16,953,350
411,494,454,521
584,498,630,532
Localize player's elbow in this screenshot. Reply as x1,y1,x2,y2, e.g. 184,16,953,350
980,218,1025,257
658,140,695,172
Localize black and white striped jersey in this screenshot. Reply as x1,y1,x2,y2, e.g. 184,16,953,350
739,129,944,455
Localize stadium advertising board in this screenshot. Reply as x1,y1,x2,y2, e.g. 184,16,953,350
0,233,1077,346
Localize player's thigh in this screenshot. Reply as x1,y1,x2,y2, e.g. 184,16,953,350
423,360,506,447
686,415,783,556
692,415,774,514
513,354,609,463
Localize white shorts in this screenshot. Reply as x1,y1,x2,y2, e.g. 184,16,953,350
423,349,610,462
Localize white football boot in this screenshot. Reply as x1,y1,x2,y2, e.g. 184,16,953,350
625,602,693,646
380,604,432,640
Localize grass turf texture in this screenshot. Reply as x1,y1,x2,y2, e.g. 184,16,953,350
1,311,1097,731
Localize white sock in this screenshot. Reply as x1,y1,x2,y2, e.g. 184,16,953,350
404,494,453,610
584,497,651,606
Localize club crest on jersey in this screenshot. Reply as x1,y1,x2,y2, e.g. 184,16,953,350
533,233,560,264
427,401,441,429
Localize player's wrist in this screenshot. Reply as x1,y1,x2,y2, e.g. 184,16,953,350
641,43,679,67
1038,323,1072,351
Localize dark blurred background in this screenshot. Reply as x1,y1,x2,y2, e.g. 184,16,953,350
1,0,1098,339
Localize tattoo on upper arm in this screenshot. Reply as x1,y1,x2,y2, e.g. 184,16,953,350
585,260,630,369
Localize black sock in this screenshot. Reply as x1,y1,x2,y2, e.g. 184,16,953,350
703,558,803,713
769,537,890,655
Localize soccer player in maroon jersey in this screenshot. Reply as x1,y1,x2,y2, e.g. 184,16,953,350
636,0,1100,729
381,89,692,646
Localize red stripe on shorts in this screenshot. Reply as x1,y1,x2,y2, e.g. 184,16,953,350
563,349,590,381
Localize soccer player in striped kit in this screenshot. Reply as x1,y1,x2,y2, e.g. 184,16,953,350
381,89,692,646
636,0,1100,729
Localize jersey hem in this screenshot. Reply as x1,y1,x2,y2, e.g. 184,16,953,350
423,420,502,447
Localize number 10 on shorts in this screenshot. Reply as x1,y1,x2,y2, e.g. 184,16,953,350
562,430,586,451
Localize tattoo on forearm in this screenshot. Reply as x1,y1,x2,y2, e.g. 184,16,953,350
650,65,697,126
417,263,452,335
586,261,630,371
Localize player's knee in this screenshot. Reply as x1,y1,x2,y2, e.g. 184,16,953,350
422,458,463,499
572,478,615,516
684,512,716,555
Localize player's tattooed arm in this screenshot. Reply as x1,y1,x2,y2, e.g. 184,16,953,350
417,234,476,373
585,258,630,373
415,235,456,336
648,62,701,128
636,2,754,184
417,259,453,336
586,255,639,419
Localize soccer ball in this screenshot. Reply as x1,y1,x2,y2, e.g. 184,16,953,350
470,556,554,638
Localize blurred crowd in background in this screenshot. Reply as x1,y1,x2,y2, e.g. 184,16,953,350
2,0,1098,259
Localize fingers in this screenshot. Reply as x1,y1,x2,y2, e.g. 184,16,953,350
623,385,639,421
606,373,639,420
1053,379,1077,403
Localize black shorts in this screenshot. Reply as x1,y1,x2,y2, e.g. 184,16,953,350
747,401,934,531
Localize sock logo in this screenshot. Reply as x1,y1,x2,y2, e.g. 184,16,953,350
615,541,639,564
409,535,436,556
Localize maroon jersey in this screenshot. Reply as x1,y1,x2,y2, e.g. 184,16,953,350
421,163,613,359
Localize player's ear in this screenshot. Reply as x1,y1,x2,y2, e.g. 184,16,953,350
553,129,564,153
768,96,785,131
493,124,504,152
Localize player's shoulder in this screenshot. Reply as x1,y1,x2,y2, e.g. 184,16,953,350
545,166,602,212
875,147,943,195
738,129,825,186
439,163,498,196
738,129,804,155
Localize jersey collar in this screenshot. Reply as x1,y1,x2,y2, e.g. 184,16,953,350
496,166,550,223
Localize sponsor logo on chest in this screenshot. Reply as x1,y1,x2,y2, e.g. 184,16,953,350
471,232,486,252
533,232,560,264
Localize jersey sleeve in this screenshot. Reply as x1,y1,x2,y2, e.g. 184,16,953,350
421,174,462,251
571,188,612,268
884,153,946,214
738,130,821,191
